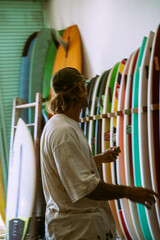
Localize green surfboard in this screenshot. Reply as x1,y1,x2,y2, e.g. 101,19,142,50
29,28,57,125
42,29,64,122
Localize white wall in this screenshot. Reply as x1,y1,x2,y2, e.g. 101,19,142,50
44,0,160,78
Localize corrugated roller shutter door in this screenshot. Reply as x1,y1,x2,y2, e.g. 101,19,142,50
0,0,46,185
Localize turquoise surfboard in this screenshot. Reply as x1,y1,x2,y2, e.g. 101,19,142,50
132,36,153,240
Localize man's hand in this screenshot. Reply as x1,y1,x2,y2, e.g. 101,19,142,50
101,146,121,163
87,181,160,210
125,186,160,209
93,146,121,166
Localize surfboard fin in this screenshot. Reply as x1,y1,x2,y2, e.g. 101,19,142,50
54,29,70,57
50,30,59,49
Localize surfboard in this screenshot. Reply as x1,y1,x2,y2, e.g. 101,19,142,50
95,71,109,156
110,59,127,187
115,55,141,240
79,78,92,131
20,32,37,123
80,106,86,132
80,78,93,132
108,59,134,240
88,76,101,154
83,77,97,136
85,76,99,141
132,36,154,239
79,108,83,131
0,87,8,197
91,73,106,157
79,80,88,131
29,28,55,124
110,59,127,185
147,24,160,223
82,78,92,135
42,29,64,122
0,222,5,240
111,58,136,240
93,72,109,179
49,24,82,108
0,154,6,224
123,49,145,240
101,63,124,239
139,31,160,238
6,118,36,240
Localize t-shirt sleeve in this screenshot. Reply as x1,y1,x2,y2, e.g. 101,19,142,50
51,128,100,203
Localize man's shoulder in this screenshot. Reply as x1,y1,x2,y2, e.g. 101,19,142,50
45,116,77,137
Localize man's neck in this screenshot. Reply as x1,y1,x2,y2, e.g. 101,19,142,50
64,104,81,122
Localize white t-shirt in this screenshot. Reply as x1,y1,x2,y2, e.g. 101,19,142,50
40,114,116,240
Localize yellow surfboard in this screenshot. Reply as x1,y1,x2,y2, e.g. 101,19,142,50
0,154,6,224
49,24,82,102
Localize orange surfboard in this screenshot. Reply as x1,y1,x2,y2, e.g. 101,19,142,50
49,24,82,102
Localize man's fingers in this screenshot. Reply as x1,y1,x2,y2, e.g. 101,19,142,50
147,198,155,205
153,191,160,199
109,153,118,160
115,146,121,153
143,189,159,209
110,146,121,153
147,189,160,200
144,201,152,210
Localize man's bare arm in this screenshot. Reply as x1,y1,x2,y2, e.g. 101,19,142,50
93,146,121,166
87,180,160,210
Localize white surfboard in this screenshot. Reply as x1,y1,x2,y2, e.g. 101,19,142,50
101,66,124,239
115,54,137,240
123,49,145,240
88,76,101,152
147,25,160,224
6,118,36,240
139,31,160,237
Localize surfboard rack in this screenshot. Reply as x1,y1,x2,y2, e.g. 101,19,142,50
9,92,45,239
79,103,159,122
154,56,160,71
10,93,42,145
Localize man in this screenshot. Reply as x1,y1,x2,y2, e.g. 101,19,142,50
40,67,159,240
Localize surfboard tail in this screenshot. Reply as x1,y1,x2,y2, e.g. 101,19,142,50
7,217,29,240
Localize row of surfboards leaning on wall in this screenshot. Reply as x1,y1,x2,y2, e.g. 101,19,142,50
0,23,160,239
79,24,160,240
